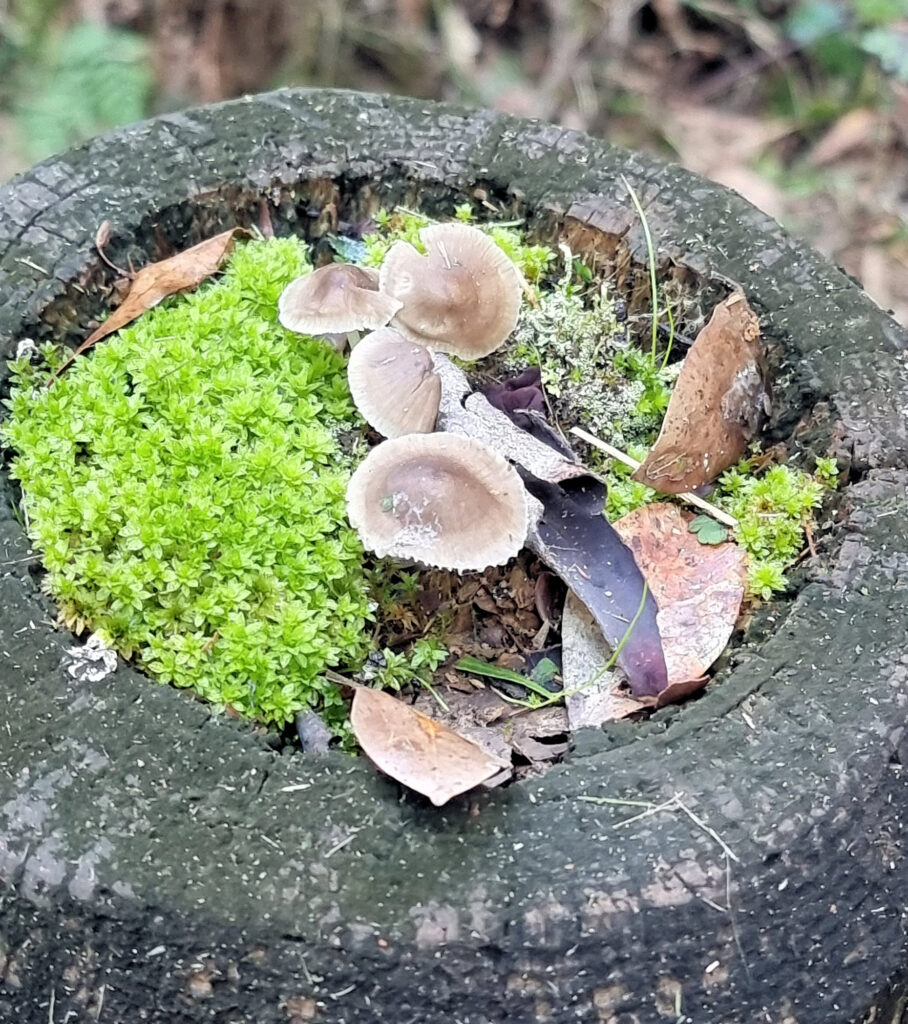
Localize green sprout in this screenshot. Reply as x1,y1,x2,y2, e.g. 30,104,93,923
688,515,730,545
621,174,660,365
367,639,450,710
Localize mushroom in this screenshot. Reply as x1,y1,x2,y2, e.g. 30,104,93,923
278,263,402,337
347,328,441,438
379,223,522,359
346,432,528,571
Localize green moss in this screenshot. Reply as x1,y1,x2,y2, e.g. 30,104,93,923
600,445,661,520
2,237,372,732
714,459,838,598
2,207,844,742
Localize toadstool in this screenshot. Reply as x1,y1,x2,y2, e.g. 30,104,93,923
379,223,522,359
278,263,402,337
347,327,441,438
346,432,528,571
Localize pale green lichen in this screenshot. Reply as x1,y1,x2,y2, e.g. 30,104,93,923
503,268,676,450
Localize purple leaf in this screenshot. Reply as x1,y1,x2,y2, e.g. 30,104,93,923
523,473,668,697
484,369,575,458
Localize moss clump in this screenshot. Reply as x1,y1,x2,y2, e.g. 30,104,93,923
714,459,838,598
2,237,372,731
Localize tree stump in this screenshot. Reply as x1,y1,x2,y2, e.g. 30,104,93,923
1,89,907,1024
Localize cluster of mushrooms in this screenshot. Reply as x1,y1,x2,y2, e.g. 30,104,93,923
278,223,531,573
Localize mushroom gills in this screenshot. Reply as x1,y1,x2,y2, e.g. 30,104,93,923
347,328,441,438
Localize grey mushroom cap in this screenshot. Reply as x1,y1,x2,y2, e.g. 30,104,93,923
278,263,402,335
347,328,441,438
379,223,522,359
346,432,528,571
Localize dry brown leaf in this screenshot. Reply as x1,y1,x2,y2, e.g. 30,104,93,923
613,503,746,685
351,686,510,806
809,108,880,167
634,292,769,493
58,229,236,375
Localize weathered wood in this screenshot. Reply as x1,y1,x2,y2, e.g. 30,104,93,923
1,89,907,1024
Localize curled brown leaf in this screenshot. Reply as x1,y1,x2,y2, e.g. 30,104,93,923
351,686,510,806
634,292,769,493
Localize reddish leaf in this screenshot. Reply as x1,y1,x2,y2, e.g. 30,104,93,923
58,229,236,375
613,503,746,686
633,292,769,493
351,686,509,806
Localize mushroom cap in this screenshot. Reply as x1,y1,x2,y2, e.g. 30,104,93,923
346,432,528,571
347,328,441,438
278,263,402,335
379,223,522,359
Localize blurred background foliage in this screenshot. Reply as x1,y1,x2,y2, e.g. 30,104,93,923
0,0,905,323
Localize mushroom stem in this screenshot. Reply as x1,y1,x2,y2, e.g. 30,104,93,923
569,427,739,529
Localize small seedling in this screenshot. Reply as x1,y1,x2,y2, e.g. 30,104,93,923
688,515,730,545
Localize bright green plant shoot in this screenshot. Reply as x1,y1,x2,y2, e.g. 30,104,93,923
2,237,372,732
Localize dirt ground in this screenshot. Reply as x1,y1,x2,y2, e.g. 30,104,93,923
1,0,906,325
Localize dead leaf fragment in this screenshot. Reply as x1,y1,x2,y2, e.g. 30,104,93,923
59,229,236,375
561,592,644,730
613,503,746,685
351,686,510,806
634,292,768,493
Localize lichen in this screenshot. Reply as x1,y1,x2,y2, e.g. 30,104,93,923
502,271,675,449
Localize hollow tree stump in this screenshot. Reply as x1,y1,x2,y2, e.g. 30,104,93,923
1,89,907,1024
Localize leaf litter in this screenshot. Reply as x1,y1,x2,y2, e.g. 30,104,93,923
56,228,236,376
351,685,510,806
633,292,770,493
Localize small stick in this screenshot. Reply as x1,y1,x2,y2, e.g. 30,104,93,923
570,426,739,529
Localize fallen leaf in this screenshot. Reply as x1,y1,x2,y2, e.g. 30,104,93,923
58,229,236,375
351,686,509,806
633,292,769,493
613,503,746,685
561,591,644,730
434,354,584,486
484,367,575,457
433,354,669,696
411,688,569,767
524,474,668,697
809,108,880,167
